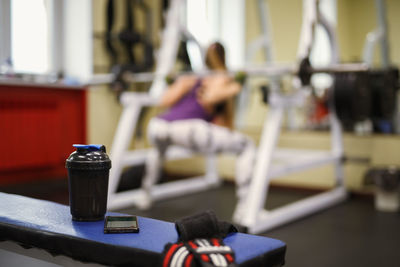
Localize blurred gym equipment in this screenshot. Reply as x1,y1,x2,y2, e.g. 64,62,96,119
90,0,398,234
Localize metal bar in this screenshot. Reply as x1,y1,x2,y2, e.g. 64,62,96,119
375,0,390,67
363,0,390,67
107,176,221,210
257,0,273,62
329,100,346,187
180,27,206,72
90,65,293,85
108,105,141,198
89,72,156,85
148,0,184,98
316,3,340,64
236,103,284,227
363,30,381,66
90,60,369,86
248,187,348,234
297,0,317,60
89,73,115,85
122,72,158,83
313,62,369,73
269,149,340,179
204,154,220,184
120,146,196,167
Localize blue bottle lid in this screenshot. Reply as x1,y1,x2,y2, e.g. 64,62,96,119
73,144,106,152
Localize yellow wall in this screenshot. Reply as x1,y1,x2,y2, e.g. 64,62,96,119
89,0,122,150
246,0,303,62
89,0,400,192
387,0,400,65
246,0,400,65
337,0,400,65
89,0,161,150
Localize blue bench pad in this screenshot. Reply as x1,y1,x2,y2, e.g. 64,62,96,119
0,192,286,266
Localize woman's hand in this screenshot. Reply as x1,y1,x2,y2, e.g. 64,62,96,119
197,75,241,106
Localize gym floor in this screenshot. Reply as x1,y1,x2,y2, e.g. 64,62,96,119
1,178,399,267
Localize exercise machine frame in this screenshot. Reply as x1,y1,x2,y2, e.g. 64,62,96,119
99,0,384,234
232,0,348,233
106,0,221,210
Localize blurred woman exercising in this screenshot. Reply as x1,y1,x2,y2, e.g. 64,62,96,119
142,42,255,214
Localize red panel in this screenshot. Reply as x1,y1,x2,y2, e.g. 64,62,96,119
0,84,87,185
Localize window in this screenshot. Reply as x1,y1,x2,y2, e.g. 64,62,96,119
185,0,245,68
1,0,92,82
186,0,219,46
11,0,49,74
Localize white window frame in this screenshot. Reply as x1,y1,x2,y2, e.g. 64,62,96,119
0,0,92,83
0,0,11,66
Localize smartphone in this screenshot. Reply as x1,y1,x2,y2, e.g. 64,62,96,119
104,216,139,234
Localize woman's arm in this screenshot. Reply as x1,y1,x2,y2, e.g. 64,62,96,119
159,75,197,108
198,78,242,106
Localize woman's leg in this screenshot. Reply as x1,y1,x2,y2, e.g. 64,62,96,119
206,125,256,198
141,118,170,209
168,120,256,198
204,126,257,222
142,118,256,211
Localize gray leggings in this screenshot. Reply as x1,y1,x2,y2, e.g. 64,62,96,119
142,118,256,199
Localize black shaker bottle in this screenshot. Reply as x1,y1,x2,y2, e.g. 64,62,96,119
65,144,112,221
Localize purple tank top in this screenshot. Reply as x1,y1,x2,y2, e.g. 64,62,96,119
159,79,214,122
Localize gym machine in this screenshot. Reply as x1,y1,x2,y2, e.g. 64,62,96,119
232,0,348,233
93,0,398,233
233,0,398,233
102,0,305,212
104,0,220,211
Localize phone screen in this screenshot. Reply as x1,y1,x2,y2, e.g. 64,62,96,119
104,216,139,233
